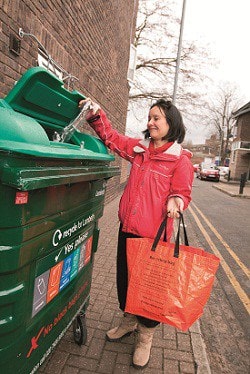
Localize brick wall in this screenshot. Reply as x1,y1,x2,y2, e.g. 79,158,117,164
230,112,250,180
0,0,139,202
238,114,250,141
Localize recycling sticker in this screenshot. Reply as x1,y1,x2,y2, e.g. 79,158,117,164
52,214,95,247
32,229,93,318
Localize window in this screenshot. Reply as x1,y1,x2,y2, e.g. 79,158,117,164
240,141,250,149
231,141,240,151
231,141,250,151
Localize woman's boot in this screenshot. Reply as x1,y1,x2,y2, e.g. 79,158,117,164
132,323,156,369
106,313,138,342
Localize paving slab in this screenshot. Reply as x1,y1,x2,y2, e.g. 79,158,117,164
39,195,211,373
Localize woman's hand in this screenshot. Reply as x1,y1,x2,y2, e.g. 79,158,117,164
79,98,100,115
166,196,184,219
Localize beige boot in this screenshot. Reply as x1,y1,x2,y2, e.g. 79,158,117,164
106,313,138,342
132,323,156,369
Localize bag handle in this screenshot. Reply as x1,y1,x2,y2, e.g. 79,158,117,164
151,213,189,258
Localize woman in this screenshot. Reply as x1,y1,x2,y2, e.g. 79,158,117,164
79,98,194,369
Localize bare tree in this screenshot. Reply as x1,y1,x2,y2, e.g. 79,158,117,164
205,84,242,165
126,0,219,143
129,0,211,106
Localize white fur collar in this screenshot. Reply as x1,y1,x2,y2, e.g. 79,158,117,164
165,142,182,156
133,140,182,156
133,139,150,153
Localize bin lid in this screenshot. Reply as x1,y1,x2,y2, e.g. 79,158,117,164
0,67,115,160
4,66,83,129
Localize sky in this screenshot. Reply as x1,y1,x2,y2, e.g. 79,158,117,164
183,0,249,98
181,0,250,143
127,0,249,144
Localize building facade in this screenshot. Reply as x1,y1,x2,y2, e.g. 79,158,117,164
230,102,250,180
0,0,139,202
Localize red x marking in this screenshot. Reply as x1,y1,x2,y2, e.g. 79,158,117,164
26,326,45,358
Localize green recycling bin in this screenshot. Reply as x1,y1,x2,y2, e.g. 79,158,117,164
0,67,120,374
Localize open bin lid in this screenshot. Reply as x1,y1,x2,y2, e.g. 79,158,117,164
0,67,114,160
4,67,83,130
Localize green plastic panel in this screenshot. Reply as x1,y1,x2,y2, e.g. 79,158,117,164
0,176,104,373
4,67,83,128
0,107,50,146
0,67,120,374
1,165,119,190
0,67,117,161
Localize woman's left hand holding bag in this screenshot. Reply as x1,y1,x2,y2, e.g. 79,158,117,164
166,196,184,219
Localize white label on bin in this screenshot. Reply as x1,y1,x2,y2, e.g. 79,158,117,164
54,231,88,263
32,270,50,317
52,229,62,247
52,214,95,247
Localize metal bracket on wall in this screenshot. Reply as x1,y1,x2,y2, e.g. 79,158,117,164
18,28,79,90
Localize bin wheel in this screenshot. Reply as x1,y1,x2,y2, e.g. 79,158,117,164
73,314,87,346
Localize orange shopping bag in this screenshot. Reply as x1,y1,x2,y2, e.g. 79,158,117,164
125,214,220,331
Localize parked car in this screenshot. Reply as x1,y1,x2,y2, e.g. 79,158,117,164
218,166,229,178
196,165,220,182
193,163,200,173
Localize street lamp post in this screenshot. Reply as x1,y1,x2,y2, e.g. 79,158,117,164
172,0,187,105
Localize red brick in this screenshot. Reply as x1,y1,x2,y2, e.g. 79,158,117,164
0,1,139,198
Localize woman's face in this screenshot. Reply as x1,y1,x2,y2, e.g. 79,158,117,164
147,106,169,141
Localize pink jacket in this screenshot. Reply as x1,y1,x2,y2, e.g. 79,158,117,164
88,109,194,240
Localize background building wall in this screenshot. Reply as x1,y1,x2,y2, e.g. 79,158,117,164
0,0,139,202
230,112,250,180
237,115,250,141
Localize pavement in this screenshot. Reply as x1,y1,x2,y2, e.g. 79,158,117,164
38,180,249,374
212,178,250,198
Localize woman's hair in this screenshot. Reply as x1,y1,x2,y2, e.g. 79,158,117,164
143,99,186,143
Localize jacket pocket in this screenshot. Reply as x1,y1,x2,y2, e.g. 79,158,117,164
150,169,172,198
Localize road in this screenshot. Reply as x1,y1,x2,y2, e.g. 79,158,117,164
184,178,250,374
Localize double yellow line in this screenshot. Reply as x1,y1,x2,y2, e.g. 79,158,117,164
188,202,250,314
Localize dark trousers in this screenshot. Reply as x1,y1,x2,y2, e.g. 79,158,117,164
116,224,160,328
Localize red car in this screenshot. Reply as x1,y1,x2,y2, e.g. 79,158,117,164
193,164,200,172
196,165,220,182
